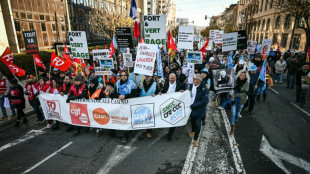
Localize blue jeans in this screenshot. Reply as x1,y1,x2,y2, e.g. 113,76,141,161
31,103,44,121
274,73,283,82
220,97,231,107
287,73,296,88
191,117,202,140
230,103,244,126
0,97,16,117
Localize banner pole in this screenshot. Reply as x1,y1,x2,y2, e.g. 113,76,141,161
33,54,38,79
127,67,130,78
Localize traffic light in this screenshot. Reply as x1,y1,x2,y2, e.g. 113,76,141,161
205,15,208,20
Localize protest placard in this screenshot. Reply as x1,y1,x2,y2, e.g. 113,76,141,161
123,53,133,67
187,51,202,64
23,30,39,54
68,31,89,59
143,15,166,46
209,30,218,39
178,26,194,50
134,43,157,76
214,30,224,44
222,32,238,52
247,40,257,54
237,30,247,49
262,39,272,55
116,28,133,48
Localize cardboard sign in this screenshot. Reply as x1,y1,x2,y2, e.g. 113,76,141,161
123,53,133,67
178,26,194,50
237,30,247,49
214,30,224,44
143,15,166,46
247,40,257,54
134,43,157,76
68,31,89,59
222,32,238,52
100,58,113,69
209,30,218,39
262,39,272,55
23,30,39,54
116,28,133,48
187,51,202,64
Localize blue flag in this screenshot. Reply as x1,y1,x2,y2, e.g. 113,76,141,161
228,51,234,68
258,58,267,94
256,43,261,54
112,35,118,48
240,54,245,61
157,47,163,77
129,0,137,20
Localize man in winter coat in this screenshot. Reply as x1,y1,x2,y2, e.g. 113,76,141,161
286,56,299,89
296,63,310,107
247,65,263,115
0,72,16,120
8,79,26,127
275,56,286,83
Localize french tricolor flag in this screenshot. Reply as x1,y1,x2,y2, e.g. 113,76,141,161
130,0,140,39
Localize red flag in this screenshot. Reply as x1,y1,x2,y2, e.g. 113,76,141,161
139,38,144,43
306,46,310,65
0,47,14,65
276,41,281,52
167,30,177,52
96,46,99,50
262,47,266,60
109,41,115,58
134,20,140,39
200,38,210,57
6,63,25,76
62,45,73,66
104,44,107,49
50,51,71,71
33,54,46,70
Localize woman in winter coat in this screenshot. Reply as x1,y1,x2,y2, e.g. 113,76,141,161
230,70,249,134
8,79,26,127
275,56,287,83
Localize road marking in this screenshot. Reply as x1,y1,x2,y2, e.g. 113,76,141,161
22,141,73,174
96,132,142,174
260,135,310,174
270,87,279,94
181,138,198,174
0,128,46,152
290,102,310,117
220,109,246,173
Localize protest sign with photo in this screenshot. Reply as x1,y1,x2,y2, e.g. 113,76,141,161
68,31,89,59
222,32,238,52
247,40,257,54
92,49,110,75
212,68,234,93
134,43,157,76
143,15,166,46
178,26,194,50
39,91,191,130
262,39,272,55
116,28,133,48
187,51,202,64
237,30,247,49
123,53,133,67
23,30,39,54
100,58,113,69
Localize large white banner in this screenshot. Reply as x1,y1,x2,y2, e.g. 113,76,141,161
38,91,191,130
222,32,238,52
144,15,166,46
68,31,89,59
178,26,194,50
134,43,157,76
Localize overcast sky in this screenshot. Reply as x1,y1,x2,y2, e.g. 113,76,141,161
175,0,239,27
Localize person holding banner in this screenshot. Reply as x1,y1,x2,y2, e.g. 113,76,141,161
66,75,89,136
25,74,45,125
115,70,138,144
159,73,185,142
188,74,208,147
37,77,50,93
8,79,26,127
0,72,16,120
47,79,61,130
60,75,73,96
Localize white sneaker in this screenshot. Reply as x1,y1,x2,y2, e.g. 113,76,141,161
217,106,224,110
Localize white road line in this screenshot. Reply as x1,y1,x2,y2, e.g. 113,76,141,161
22,141,73,174
220,109,246,173
270,87,279,94
0,128,46,152
96,132,142,174
290,102,310,117
181,138,198,174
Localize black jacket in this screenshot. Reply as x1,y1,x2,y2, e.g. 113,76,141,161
162,81,185,93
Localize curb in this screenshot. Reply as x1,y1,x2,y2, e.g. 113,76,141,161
0,108,35,127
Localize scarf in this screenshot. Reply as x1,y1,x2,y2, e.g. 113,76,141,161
235,78,247,93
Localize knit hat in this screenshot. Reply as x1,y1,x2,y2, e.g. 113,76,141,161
53,68,59,71
239,60,244,65
74,75,83,81
90,78,98,84
106,82,114,87
201,68,209,73
10,78,18,85
26,74,34,79
250,65,258,71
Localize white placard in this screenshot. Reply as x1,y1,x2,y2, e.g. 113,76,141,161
178,26,194,50
68,31,89,59
247,40,257,55
222,32,238,52
38,91,191,130
206,38,214,51
92,49,110,73
123,53,133,67
209,30,218,39
134,43,158,76
262,39,272,55
214,30,224,44
144,15,166,46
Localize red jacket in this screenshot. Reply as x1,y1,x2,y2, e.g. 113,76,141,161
25,82,39,101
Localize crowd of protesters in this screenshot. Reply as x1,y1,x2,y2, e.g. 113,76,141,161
0,45,309,147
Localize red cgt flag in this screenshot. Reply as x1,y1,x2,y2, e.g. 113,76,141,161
167,30,177,52
109,41,115,58
50,51,71,71
6,63,25,76
0,47,14,65
134,20,140,39
33,54,46,70
276,41,281,52
200,38,210,57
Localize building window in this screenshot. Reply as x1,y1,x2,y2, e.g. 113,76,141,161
258,20,261,31
270,0,273,8
275,16,281,29
281,33,288,48
265,0,268,10
292,34,301,50
52,24,56,31
14,21,20,31
256,34,259,42
40,15,45,20
266,18,270,30
62,24,65,31
13,12,19,19
262,19,265,30
253,33,256,40
27,13,32,19
60,17,64,22
20,12,26,19
284,15,291,29
273,33,278,45
260,0,264,12
29,23,34,30
41,23,46,31
260,33,264,43
265,33,268,39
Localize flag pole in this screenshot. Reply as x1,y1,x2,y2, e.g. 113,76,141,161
12,73,23,87
33,54,38,79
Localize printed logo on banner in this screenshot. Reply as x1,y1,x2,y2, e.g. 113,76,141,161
44,99,62,120
70,103,90,126
160,98,185,125
93,108,110,125
130,103,155,128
